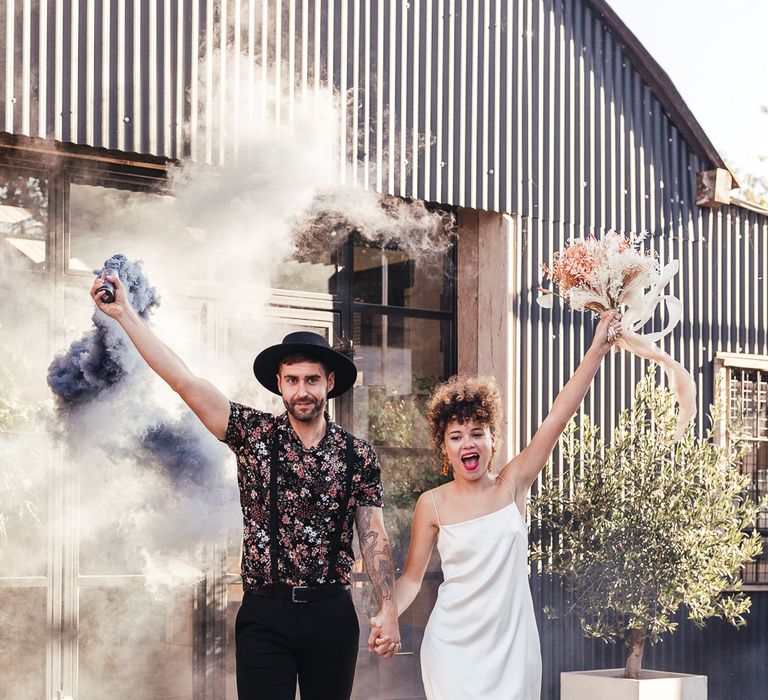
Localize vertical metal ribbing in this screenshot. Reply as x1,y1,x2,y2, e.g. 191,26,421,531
100,0,110,148
350,0,360,184
491,0,500,211
273,0,281,126
148,0,157,155
20,0,31,135
327,0,337,178
457,0,467,206
605,30,616,232
386,0,395,194
4,0,15,134
38,0,48,137
312,0,320,93
625,61,636,234
479,0,489,211
557,2,567,233
327,0,335,124
398,0,407,196
218,0,227,165
132,0,141,151
189,0,198,160
246,0,256,158
300,0,308,101
287,0,295,125
163,0,172,157
73,0,82,143
509,0,519,215
460,0,482,209
446,0,456,205
410,0,420,200
422,0,432,201
116,0,125,151
260,0,268,119
434,0,444,202
696,170,707,434
202,0,212,162
84,0,93,144
3,0,765,236
339,0,348,183
374,0,383,192
523,0,533,220
362,0,371,190
54,0,63,140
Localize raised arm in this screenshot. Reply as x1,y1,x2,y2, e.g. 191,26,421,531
500,310,621,494
91,273,231,440
356,505,400,658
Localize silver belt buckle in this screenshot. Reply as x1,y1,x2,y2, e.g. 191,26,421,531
291,585,309,603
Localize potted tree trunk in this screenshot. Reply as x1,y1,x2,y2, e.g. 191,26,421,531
530,370,765,700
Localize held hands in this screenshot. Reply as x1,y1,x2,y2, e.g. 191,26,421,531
90,272,130,321
368,611,401,660
591,309,623,355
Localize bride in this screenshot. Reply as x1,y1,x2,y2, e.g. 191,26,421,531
370,311,622,699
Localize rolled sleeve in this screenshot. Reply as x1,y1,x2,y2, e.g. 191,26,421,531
222,401,268,453
353,440,384,508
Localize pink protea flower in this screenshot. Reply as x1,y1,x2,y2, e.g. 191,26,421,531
536,231,657,313
551,241,597,292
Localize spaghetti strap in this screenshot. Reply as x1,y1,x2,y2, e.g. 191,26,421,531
429,490,442,528
497,474,515,499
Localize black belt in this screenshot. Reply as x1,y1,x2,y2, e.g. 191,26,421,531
247,583,350,604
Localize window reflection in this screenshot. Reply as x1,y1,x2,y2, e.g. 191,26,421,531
0,170,47,271
352,314,451,448
353,235,451,311
273,249,339,295
69,183,211,278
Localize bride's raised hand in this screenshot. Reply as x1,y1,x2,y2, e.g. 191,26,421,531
591,309,623,355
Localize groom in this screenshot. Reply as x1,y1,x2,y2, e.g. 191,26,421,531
91,272,400,700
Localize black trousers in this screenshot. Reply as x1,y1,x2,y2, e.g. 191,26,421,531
235,589,360,700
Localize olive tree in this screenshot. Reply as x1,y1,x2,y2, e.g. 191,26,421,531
530,369,765,679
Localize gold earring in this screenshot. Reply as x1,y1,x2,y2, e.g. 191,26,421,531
441,454,451,476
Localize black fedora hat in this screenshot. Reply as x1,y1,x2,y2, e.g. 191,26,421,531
253,331,357,399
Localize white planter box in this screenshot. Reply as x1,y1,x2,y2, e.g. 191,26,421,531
561,669,707,700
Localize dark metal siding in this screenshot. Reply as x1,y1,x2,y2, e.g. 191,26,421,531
0,0,730,217
2,1,767,698
519,203,768,698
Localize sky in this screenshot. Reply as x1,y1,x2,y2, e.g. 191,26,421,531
607,0,768,183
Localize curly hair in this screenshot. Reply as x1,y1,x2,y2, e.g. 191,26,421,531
426,375,502,452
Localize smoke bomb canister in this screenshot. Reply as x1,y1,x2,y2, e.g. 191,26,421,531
97,268,119,303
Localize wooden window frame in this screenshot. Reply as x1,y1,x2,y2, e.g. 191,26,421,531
714,352,768,590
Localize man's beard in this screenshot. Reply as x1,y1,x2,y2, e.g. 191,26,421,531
284,395,326,423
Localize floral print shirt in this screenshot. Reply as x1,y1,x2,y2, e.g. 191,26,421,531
224,402,383,590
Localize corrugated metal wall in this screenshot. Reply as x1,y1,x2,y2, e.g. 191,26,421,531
519,203,768,699
0,0,719,216
2,1,767,698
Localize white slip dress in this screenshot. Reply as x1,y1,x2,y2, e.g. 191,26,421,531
420,476,542,699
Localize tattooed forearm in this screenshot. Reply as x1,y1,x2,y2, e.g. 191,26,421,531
356,506,396,604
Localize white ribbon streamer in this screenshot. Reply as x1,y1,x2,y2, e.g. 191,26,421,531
616,260,696,441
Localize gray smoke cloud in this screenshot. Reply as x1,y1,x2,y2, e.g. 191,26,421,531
34,83,453,597
45,255,237,594
47,254,160,407
1,32,455,698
